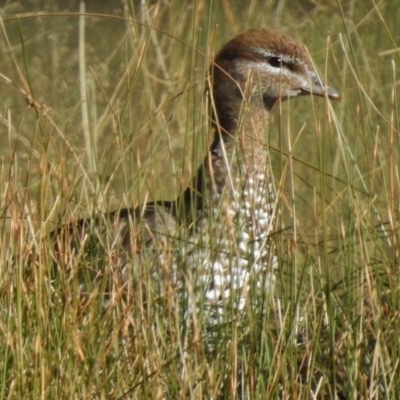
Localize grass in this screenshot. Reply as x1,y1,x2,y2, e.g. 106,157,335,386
1,0,400,398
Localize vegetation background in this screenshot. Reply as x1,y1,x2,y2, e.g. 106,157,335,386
0,0,399,398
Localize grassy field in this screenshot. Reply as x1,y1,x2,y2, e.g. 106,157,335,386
1,0,400,398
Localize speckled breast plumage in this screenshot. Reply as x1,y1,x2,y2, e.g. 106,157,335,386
185,164,277,318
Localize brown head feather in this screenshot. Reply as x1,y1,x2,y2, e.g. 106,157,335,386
215,28,311,68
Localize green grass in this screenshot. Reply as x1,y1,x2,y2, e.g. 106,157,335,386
1,0,400,398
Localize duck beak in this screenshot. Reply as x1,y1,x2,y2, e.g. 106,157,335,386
300,71,340,101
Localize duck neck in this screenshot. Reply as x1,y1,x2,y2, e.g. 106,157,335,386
179,99,272,221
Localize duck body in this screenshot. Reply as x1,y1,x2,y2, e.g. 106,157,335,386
54,28,339,319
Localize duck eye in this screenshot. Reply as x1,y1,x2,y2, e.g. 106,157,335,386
269,57,283,68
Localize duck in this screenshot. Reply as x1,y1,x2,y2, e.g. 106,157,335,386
54,28,339,319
